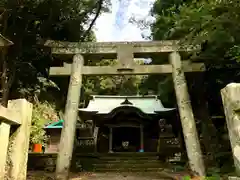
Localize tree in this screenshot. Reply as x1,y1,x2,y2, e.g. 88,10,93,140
156,0,240,114
81,59,145,105
0,0,110,148
144,0,240,169
0,0,109,107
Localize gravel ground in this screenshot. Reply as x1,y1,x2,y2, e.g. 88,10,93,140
27,171,189,180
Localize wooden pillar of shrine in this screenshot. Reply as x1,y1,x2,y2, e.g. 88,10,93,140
140,125,144,152
109,127,113,153
169,52,205,176
55,54,84,180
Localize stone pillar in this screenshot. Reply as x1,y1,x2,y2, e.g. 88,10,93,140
55,54,84,180
221,83,240,176
169,52,205,176
6,99,32,180
109,127,113,153
140,125,144,152
0,122,10,180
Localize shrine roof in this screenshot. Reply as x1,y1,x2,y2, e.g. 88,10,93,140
78,95,175,115
45,119,83,129
45,119,63,128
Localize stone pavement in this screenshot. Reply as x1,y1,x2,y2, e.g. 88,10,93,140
27,171,188,180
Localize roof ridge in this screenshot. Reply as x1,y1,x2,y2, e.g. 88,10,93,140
92,95,158,98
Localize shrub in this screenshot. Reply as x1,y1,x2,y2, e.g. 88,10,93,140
30,101,59,145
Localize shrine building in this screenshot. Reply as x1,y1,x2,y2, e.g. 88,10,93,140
44,95,181,154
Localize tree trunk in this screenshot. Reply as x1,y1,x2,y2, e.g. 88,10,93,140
1,49,16,107
169,52,205,176
0,10,9,107
1,51,9,107
55,54,84,180
190,72,219,166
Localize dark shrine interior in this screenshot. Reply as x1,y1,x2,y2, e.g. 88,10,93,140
112,127,140,152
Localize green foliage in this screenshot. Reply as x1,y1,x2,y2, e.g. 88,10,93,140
82,59,145,104
0,0,114,134
130,0,240,109
0,0,109,104
30,101,59,145
151,0,240,63
1,0,145,108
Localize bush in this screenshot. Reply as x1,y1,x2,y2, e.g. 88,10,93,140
30,101,59,145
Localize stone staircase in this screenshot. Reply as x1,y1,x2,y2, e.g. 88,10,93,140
27,152,185,172
92,153,168,172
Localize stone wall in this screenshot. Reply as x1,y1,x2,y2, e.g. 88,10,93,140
27,153,98,172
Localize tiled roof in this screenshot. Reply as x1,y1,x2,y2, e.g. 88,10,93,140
45,119,64,128
79,95,174,114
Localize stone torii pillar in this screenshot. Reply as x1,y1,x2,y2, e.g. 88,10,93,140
55,54,84,180
221,83,240,176
169,52,205,176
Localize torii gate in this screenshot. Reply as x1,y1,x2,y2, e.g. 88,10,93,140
45,40,206,180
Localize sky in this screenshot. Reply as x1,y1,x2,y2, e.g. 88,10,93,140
94,0,155,42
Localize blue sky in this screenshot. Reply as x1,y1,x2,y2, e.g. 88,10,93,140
94,0,155,42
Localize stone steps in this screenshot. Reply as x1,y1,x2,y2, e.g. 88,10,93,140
27,152,186,172
94,159,162,164
94,162,165,168
93,167,165,172
99,156,159,160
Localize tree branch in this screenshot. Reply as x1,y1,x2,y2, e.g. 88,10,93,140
0,9,6,22
80,0,103,41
